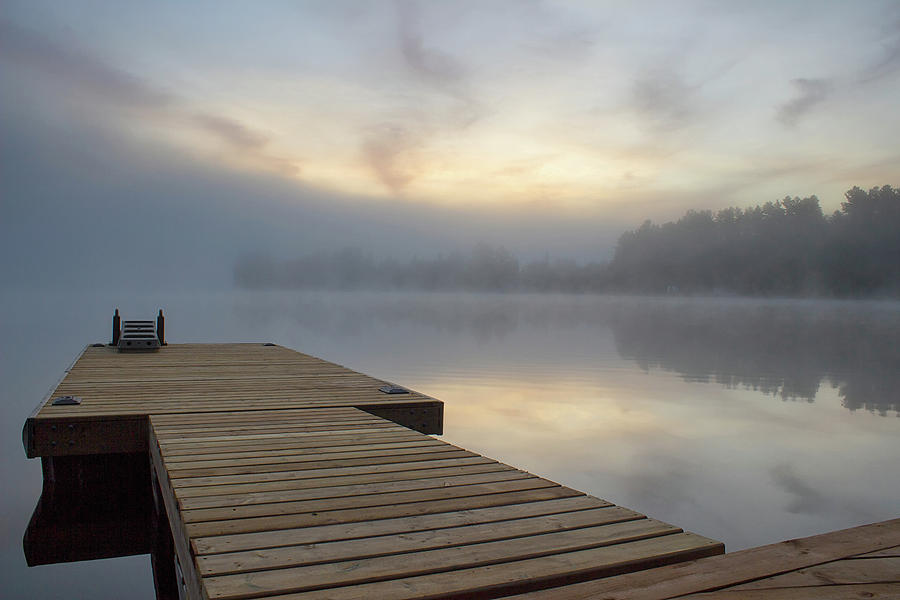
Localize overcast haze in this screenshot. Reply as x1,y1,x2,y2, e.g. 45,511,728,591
2,0,899,289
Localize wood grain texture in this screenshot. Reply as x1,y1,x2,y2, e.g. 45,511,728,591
677,584,900,599
191,495,610,555
728,557,900,589
246,533,724,600
147,404,721,599
195,506,645,576
502,518,900,600
26,343,443,457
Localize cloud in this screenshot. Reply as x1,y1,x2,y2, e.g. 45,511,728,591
858,27,900,84
392,0,485,130
0,20,173,108
395,0,465,87
777,78,832,127
0,20,289,174
629,52,740,133
529,26,598,63
361,124,422,193
192,114,269,150
631,70,695,130
770,463,827,514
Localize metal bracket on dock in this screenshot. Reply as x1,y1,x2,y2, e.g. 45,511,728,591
379,385,410,394
51,396,82,406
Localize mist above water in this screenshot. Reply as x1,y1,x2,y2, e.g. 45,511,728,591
232,292,900,415
234,187,900,298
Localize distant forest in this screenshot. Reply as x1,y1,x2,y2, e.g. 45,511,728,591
235,185,900,297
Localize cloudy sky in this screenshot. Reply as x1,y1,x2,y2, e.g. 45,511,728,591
2,0,899,287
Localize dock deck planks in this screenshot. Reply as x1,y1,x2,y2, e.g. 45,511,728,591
24,343,442,458
149,406,723,600
500,519,900,599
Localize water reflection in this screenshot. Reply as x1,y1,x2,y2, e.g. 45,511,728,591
24,454,151,566
229,292,900,552
608,298,900,415
236,293,900,416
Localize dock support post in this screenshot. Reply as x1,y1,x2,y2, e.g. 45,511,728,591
150,465,179,600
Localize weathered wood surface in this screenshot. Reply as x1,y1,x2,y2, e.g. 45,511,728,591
24,344,442,456
149,406,723,600
39,344,435,414
500,520,900,599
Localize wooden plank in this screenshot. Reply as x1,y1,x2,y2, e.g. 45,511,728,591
160,431,427,455
49,379,424,394
203,520,685,599
47,380,416,393
66,370,382,380
153,417,390,433
677,584,900,599
181,478,559,523
233,533,723,600
158,426,412,447
40,397,430,411
191,495,612,555
160,428,422,449
170,456,500,489
39,397,433,408
196,506,645,576
729,557,900,589
856,546,900,559
163,439,446,462
179,469,534,510
185,486,585,537
26,416,147,457
167,449,477,478
34,399,440,418
156,417,388,431
157,423,401,440
502,518,900,600
176,463,519,499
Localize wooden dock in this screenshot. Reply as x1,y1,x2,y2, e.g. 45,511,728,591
24,342,723,599
24,343,442,458
24,339,899,599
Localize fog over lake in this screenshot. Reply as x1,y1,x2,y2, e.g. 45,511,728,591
2,290,898,599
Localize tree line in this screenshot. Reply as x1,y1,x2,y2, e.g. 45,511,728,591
608,185,900,296
235,185,900,296
235,244,609,292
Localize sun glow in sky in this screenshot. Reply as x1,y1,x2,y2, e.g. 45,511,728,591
3,0,899,220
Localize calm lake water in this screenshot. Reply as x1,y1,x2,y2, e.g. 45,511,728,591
2,290,898,599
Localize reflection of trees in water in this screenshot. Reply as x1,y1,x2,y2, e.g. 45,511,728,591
834,375,899,415
234,293,900,415
609,300,900,416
